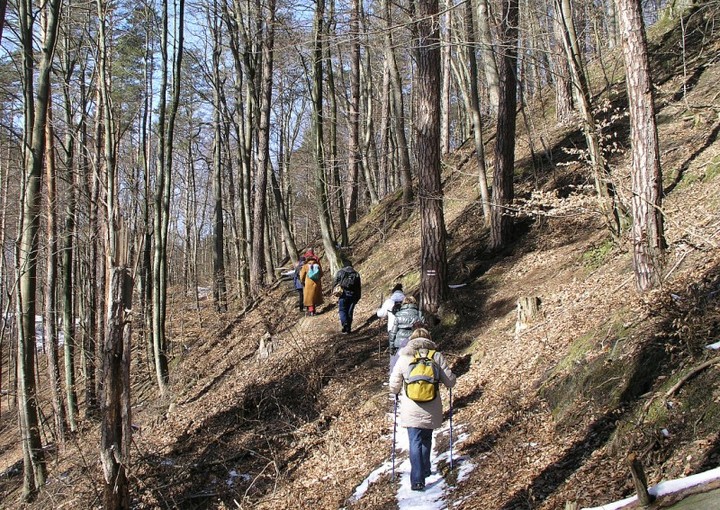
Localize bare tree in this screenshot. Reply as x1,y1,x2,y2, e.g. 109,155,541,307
57,5,84,431
153,0,185,396
551,1,575,125
412,0,448,317
344,0,361,229
382,0,414,209
44,92,67,445
311,0,343,273
477,0,500,113
100,259,132,510
440,0,452,155
16,0,63,497
490,0,520,250
95,2,133,504
209,0,228,311
249,0,277,295
615,0,666,291
461,0,492,222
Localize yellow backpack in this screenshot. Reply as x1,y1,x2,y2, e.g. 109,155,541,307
404,349,440,402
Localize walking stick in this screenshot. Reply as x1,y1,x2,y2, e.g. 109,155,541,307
392,393,398,481
449,387,454,471
378,293,384,353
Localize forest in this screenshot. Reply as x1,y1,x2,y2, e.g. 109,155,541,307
1,0,719,508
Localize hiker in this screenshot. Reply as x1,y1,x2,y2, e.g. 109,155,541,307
389,328,456,492
292,255,306,312
298,250,323,315
377,283,405,338
389,296,423,371
333,260,362,333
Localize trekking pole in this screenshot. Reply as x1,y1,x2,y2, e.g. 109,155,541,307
449,387,454,471
378,293,384,353
391,393,398,481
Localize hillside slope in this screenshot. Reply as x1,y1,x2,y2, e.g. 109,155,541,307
1,5,719,509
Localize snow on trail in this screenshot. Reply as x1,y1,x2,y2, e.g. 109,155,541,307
582,466,720,510
347,404,474,509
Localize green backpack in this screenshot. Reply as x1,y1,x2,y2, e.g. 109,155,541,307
404,349,440,402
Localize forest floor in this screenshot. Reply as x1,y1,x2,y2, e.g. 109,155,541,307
2,5,720,510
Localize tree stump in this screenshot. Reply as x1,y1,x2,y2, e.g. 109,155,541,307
627,452,655,505
516,296,541,333
257,332,274,359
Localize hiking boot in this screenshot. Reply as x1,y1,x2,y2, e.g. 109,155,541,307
411,483,425,491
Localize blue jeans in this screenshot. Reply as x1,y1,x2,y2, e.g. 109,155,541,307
407,427,433,486
338,295,357,330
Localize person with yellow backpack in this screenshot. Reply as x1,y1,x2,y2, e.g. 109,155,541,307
388,328,456,491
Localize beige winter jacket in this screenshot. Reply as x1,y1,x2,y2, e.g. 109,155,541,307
388,337,456,429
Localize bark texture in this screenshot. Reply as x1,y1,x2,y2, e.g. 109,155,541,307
616,0,666,292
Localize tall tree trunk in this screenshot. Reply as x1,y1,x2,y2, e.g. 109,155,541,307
605,0,619,49
96,5,132,506
16,0,63,496
616,0,666,292
440,0,452,155
551,0,574,126
383,0,413,208
490,0,519,250
210,0,228,311
0,121,7,418
140,1,155,367
44,93,67,445
378,31,392,197
325,0,346,246
96,16,132,510
412,0,448,318
477,0,500,113
360,43,380,205
223,16,250,301
345,0,361,229
311,0,343,274
463,0,492,223
59,26,80,432
85,86,102,418
100,264,132,510
250,0,277,296
153,0,185,396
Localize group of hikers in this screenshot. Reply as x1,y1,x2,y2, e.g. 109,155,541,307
292,249,361,332
292,250,457,492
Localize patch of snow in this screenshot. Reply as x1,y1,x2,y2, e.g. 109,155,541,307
346,460,394,503
226,469,251,488
706,340,720,350
347,414,475,510
582,466,720,510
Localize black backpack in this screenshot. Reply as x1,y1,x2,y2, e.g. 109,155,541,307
391,301,402,314
340,269,359,291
